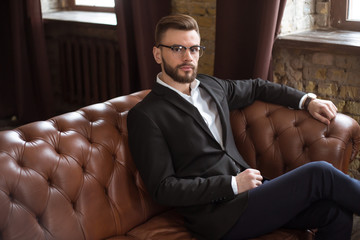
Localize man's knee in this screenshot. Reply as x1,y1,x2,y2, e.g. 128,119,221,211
303,161,334,175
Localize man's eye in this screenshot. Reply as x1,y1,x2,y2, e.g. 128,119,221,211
190,47,200,53
172,46,183,52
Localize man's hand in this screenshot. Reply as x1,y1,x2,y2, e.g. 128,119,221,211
235,169,263,194
307,99,338,125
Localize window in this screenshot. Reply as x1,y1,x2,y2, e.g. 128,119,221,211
331,0,360,31
70,0,115,12
348,0,360,21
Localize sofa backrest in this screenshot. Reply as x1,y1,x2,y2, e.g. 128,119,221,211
0,90,165,240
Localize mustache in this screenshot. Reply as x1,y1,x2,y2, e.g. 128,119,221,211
177,63,195,69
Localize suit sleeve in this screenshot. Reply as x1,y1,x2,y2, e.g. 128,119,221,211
127,107,236,207
200,75,306,111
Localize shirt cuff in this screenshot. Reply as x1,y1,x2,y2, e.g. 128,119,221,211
299,94,308,109
231,176,238,195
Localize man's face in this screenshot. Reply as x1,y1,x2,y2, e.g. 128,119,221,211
153,29,201,84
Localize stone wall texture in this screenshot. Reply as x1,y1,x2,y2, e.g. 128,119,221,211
281,0,330,34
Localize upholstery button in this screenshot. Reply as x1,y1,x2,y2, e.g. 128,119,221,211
17,160,24,168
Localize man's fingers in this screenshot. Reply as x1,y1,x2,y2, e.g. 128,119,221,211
324,103,337,120
256,174,263,181
313,112,330,125
308,99,338,125
236,169,264,193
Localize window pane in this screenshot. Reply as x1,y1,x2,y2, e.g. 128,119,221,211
348,0,360,21
75,0,115,8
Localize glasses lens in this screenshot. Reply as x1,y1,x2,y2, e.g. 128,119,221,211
189,46,204,58
194,47,204,58
172,46,184,54
169,45,204,58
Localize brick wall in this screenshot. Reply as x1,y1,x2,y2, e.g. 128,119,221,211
281,0,330,34
273,48,360,120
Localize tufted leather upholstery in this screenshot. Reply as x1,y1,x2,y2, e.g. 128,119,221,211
0,90,359,240
230,101,360,178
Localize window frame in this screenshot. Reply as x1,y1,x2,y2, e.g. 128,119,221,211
331,0,360,31
69,0,115,12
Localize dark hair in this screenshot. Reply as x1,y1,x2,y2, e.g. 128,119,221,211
155,14,200,46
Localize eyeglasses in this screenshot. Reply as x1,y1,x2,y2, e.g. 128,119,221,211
157,44,205,58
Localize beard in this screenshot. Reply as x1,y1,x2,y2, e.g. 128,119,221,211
162,57,197,84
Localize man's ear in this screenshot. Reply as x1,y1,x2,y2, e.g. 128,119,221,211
153,46,162,64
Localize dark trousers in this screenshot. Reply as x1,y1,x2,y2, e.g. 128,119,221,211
222,161,360,240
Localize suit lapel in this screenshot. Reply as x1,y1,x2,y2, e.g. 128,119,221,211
152,83,216,141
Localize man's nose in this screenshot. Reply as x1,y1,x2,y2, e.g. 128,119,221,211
182,48,194,61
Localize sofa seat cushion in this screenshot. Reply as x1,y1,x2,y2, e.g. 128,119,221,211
126,210,313,240
127,210,196,240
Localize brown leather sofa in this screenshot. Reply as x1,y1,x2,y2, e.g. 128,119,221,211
1,90,359,240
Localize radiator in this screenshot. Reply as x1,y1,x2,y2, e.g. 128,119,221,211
58,36,120,105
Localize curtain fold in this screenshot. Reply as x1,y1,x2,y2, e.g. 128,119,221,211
214,0,287,81
0,0,53,123
115,0,171,94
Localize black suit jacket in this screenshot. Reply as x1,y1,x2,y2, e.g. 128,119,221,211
127,74,305,240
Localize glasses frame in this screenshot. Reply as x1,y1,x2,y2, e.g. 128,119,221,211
157,44,206,58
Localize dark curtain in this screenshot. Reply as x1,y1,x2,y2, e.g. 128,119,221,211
0,0,53,123
214,0,287,80
115,0,171,94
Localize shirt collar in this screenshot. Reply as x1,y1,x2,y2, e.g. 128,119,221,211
156,73,200,98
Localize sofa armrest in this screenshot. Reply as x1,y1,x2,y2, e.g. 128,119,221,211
230,101,360,179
